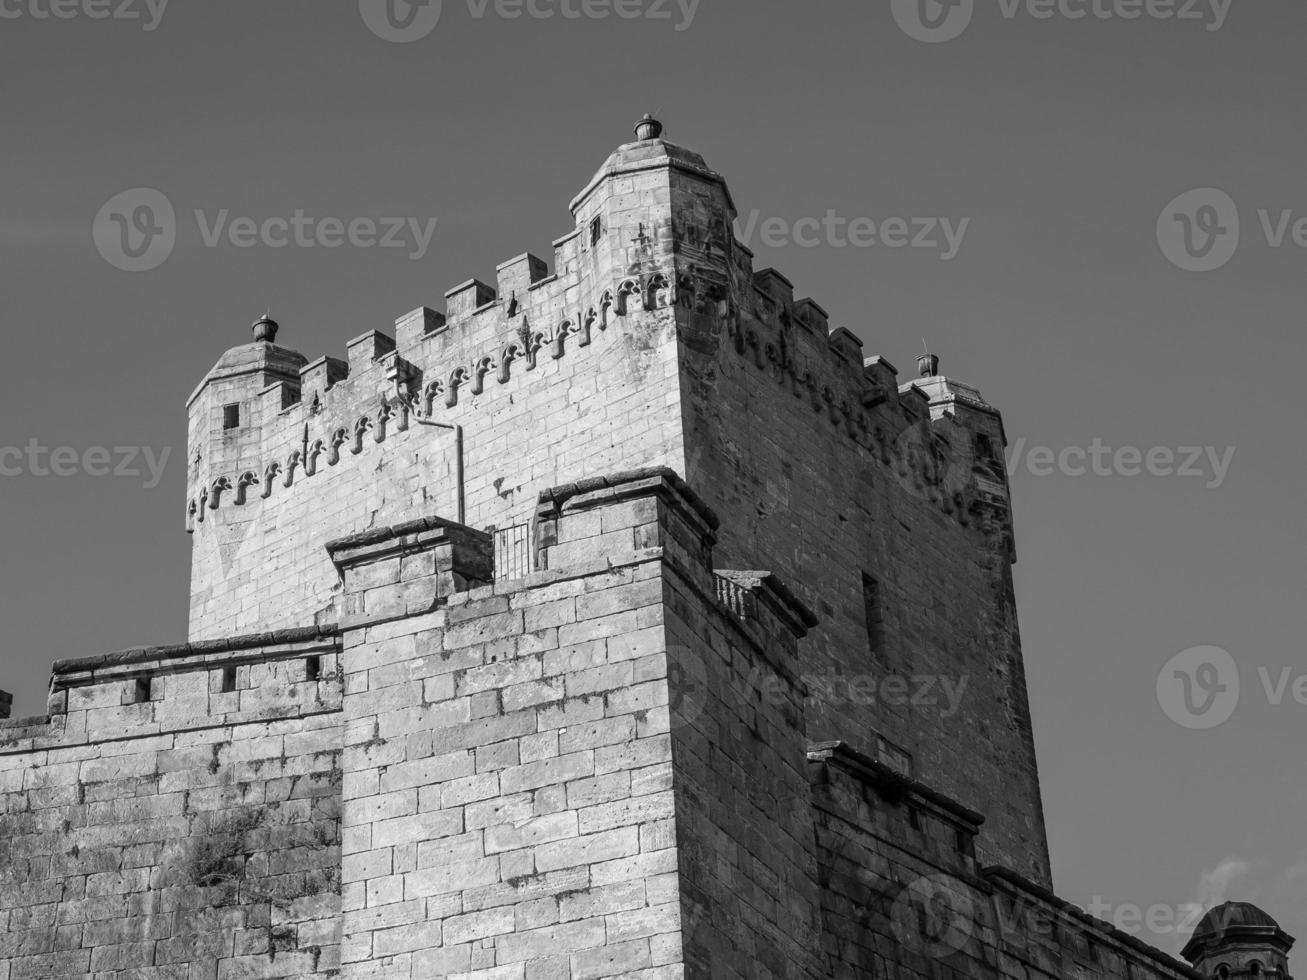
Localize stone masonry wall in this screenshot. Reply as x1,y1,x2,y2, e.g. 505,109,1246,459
661,157,1050,886
810,743,1199,980
334,489,685,978
0,464,1251,980
0,632,344,979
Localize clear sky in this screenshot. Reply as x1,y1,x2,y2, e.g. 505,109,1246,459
1,0,1303,968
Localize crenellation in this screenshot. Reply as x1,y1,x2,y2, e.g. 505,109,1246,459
394,306,446,352
495,252,551,304
444,278,498,322
752,267,795,310
300,354,349,403
346,329,397,373
794,296,829,334
827,325,863,365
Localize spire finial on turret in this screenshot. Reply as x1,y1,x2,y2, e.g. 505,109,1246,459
252,312,279,343
634,113,664,142
917,341,940,378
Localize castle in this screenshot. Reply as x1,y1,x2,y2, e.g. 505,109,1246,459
0,116,1293,979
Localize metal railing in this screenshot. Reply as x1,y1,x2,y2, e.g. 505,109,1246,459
494,523,533,582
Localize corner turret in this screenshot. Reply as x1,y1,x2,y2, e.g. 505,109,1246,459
1184,903,1295,979
185,315,307,533
903,353,1015,557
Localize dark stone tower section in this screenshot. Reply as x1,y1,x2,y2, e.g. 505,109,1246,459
655,116,1053,884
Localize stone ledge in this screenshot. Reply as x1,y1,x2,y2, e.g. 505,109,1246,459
983,866,1203,979
537,466,720,533
808,739,984,832
52,625,341,676
326,516,492,575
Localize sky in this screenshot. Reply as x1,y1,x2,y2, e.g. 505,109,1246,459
1,0,1304,969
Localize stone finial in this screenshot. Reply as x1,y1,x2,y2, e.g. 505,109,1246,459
252,313,279,343
634,114,664,142
917,352,940,377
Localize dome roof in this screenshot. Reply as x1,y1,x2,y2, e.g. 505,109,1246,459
1182,903,1293,962
569,117,733,215
186,318,307,407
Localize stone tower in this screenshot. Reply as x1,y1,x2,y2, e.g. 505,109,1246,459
1184,903,1296,979
184,115,1050,884
0,117,1295,980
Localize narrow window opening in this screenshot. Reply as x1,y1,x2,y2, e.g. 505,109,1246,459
589,216,603,247
223,403,241,430
862,572,885,664
131,677,152,704
908,807,921,831
221,665,237,694
305,655,322,682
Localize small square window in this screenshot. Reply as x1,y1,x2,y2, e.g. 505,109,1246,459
130,677,152,704
223,404,241,430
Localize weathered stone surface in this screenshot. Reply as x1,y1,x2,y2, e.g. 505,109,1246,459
0,121,1288,980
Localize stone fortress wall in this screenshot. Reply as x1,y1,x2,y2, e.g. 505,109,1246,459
185,117,1044,883
0,118,1292,980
